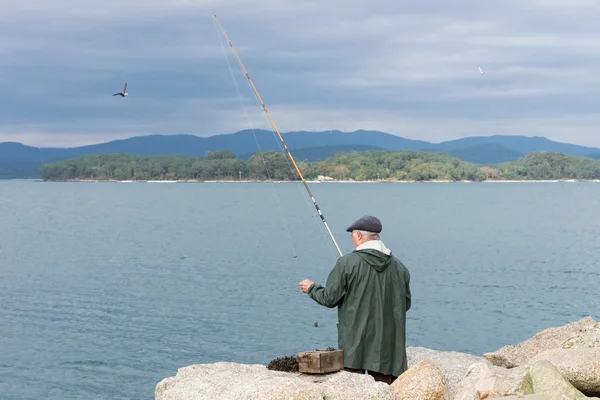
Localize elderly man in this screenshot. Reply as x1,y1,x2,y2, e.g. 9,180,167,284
299,215,411,384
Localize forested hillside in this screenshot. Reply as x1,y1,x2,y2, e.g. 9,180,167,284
38,151,600,181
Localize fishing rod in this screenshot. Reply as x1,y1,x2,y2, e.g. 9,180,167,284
212,13,343,258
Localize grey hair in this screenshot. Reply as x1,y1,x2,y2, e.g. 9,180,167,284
355,230,380,240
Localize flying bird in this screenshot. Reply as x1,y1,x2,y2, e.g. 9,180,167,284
478,66,486,75
113,83,128,97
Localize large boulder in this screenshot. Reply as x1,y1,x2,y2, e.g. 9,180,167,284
391,360,449,400
452,362,532,400
483,317,598,368
155,362,394,400
529,348,600,395
407,347,491,393
526,360,585,399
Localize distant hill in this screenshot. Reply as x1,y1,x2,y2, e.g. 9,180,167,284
64,129,434,157
449,143,524,164
2,130,600,178
437,135,600,157
0,161,41,179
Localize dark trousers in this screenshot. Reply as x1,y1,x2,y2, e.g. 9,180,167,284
344,367,397,385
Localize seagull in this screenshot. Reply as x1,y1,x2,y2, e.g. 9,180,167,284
478,66,486,75
113,83,128,97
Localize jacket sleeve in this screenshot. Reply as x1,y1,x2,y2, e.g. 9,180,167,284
404,267,411,311
307,259,347,308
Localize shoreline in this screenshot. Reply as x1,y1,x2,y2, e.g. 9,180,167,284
36,178,600,183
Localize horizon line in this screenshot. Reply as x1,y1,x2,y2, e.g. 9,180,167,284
0,130,588,150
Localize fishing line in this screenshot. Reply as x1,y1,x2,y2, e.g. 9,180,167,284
212,14,343,258
260,115,340,261
248,96,336,255
243,87,339,259
213,15,338,260
212,14,348,329
212,16,320,326
213,17,298,259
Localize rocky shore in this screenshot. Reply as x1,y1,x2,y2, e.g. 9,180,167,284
155,316,600,400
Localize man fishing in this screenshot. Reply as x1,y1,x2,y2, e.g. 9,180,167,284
299,215,411,384
214,15,410,383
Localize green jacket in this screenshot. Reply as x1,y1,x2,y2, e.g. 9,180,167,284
307,248,411,377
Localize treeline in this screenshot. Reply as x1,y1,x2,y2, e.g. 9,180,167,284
313,151,484,181
497,152,600,180
38,150,600,181
38,151,307,181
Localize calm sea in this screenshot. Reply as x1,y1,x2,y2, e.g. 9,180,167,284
0,180,598,399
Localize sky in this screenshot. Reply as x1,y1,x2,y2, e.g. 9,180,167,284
2,0,600,148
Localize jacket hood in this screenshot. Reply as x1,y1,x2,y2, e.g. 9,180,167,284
354,241,393,272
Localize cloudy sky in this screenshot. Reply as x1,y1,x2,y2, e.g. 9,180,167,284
2,0,600,147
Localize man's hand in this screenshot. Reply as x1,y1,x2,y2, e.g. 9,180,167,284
299,279,315,293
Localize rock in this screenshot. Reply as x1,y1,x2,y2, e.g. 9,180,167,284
407,347,491,393
526,360,585,399
561,323,600,349
452,362,532,400
483,317,598,368
529,348,600,394
391,360,449,400
491,395,575,400
155,362,394,400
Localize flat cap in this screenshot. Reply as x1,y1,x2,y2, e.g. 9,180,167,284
346,215,382,233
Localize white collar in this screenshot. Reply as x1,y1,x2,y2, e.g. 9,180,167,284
355,239,391,255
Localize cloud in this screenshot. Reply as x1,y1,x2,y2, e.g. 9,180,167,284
2,0,600,147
